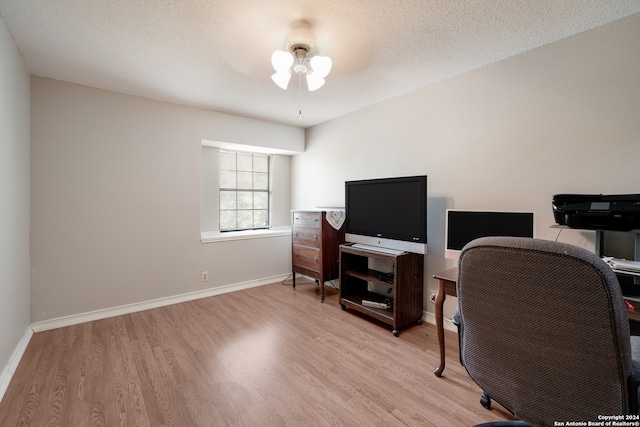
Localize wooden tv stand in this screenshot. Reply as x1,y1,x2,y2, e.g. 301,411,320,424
339,243,424,336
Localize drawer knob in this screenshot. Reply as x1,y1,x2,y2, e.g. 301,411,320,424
314,257,319,263
314,235,318,241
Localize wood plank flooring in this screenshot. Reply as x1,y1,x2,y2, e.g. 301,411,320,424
0,279,516,426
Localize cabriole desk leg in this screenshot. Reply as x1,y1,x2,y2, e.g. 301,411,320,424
433,279,446,377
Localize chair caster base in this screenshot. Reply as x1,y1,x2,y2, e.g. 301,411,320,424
480,392,492,409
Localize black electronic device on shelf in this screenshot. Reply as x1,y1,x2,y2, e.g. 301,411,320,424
375,271,394,284
552,194,640,297
552,194,640,231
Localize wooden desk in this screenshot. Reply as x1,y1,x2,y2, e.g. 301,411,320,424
432,266,640,377
432,267,458,377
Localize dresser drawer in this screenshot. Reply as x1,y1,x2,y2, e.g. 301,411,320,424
292,226,321,248
293,212,321,228
292,245,322,273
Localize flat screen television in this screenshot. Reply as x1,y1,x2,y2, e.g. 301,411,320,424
445,209,535,260
345,175,427,244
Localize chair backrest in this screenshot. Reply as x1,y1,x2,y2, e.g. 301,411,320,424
457,236,632,425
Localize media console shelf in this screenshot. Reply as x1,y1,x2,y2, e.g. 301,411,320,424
595,228,640,296
339,243,424,336
553,225,640,295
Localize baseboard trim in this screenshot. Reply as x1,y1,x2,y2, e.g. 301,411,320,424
31,274,290,333
0,325,33,402
422,311,457,332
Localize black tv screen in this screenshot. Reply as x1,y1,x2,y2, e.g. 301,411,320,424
345,176,427,243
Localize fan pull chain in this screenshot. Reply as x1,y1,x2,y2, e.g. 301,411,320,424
298,72,303,120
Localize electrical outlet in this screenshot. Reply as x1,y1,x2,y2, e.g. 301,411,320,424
430,293,437,303
201,271,209,282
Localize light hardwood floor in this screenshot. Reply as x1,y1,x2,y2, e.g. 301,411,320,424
0,279,515,426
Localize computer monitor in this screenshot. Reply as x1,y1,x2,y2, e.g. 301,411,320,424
445,209,535,260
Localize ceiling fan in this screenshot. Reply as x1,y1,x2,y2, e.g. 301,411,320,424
271,21,332,91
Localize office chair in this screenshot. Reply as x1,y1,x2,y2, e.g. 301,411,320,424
454,236,640,426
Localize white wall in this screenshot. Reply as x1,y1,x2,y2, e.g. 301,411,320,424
30,78,303,322
0,16,31,391
292,14,640,317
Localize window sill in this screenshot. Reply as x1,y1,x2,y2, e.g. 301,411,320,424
201,226,291,243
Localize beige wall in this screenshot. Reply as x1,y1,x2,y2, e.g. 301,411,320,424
292,13,640,317
30,78,303,322
0,16,31,379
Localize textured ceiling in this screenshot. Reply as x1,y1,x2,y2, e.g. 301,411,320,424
1,1,639,128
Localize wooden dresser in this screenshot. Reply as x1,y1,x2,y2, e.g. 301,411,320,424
291,210,345,302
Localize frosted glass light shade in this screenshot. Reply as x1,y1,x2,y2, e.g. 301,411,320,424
306,74,325,91
309,55,332,78
271,71,291,89
306,55,332,91
271,50,293,72
271,50,293,89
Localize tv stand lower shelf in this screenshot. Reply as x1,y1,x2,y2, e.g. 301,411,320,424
340,292,393,320
339,243,424,336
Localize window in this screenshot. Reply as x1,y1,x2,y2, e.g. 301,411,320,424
201,143,292,242
219,150,270,231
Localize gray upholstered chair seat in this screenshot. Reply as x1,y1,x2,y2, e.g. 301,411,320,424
454,236,640,426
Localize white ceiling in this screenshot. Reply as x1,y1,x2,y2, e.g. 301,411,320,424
1,1,639,128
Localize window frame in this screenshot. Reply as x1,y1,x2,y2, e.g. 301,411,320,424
218,149,271,232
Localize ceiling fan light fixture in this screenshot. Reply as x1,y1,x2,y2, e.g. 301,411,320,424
271,22,331,91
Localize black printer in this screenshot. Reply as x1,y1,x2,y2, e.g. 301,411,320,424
552,194,640,231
